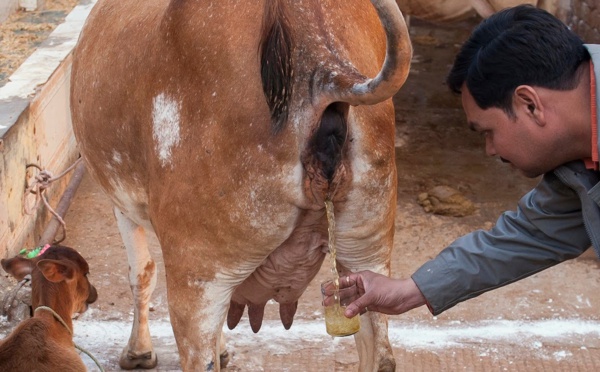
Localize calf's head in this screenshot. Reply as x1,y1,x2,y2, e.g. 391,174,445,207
1,245,98,315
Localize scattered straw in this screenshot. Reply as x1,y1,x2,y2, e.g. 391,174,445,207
0,0,79,86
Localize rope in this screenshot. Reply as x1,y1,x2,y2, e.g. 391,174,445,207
34,306,105,372
1,275,31,316
23,157,83,244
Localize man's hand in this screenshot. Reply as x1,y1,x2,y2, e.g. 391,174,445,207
339,271,427,317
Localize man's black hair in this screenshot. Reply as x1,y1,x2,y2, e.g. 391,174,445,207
446,5,590,116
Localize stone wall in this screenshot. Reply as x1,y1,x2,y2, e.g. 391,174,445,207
0,0,19,23
544,0,600,42
568,0,600,43
0,1,46,23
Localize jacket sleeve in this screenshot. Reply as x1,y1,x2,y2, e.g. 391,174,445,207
412,172,591,316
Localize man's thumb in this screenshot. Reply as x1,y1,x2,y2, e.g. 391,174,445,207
344,299,364,318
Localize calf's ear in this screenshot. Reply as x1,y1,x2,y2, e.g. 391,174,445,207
1,256,34,281
37,259,75,283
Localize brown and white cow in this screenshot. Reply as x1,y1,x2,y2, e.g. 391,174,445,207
70,0,412,370
0,245,98,372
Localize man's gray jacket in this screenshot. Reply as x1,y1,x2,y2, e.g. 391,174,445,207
412,44,600,315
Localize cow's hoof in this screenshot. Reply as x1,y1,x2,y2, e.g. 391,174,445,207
220,350,230,368
119,348,158,370
378,357,396,372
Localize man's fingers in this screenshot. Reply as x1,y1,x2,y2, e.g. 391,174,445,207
339,275,356,289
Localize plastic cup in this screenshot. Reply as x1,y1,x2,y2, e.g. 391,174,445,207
321,279,360,337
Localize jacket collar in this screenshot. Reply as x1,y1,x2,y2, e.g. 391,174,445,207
585,44,600,160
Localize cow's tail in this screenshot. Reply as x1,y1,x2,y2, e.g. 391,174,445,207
259,0,294,134
258,0,411,132
318,0,412,107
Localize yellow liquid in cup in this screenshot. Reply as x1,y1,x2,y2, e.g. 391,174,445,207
324,199,360,337
324,303,360,337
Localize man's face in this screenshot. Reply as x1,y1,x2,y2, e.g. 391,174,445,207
461,86,553,178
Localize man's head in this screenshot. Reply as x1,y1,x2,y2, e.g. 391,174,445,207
447,5,592,177
447,5,588,115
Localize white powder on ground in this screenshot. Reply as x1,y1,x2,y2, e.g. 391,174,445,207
65,317,600,368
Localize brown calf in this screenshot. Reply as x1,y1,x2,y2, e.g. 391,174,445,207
0,245,98,372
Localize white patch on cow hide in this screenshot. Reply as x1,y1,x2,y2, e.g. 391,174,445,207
189,273,241,346
112,150,122,165
152,93,181,167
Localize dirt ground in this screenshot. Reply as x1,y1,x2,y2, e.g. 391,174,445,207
3,14,600,372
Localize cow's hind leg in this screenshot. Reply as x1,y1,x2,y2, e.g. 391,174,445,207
337,262,395,372
159,247,235,371
219,331,230,368
355,311,396,372
114,208,158,369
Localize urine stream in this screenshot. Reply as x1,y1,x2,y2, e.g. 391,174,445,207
325,199,339,289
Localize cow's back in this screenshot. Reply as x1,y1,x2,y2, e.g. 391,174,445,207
0,319,86,372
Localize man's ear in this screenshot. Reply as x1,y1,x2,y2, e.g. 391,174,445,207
1,256,34,281
37,259,75,283
514,85,545,125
